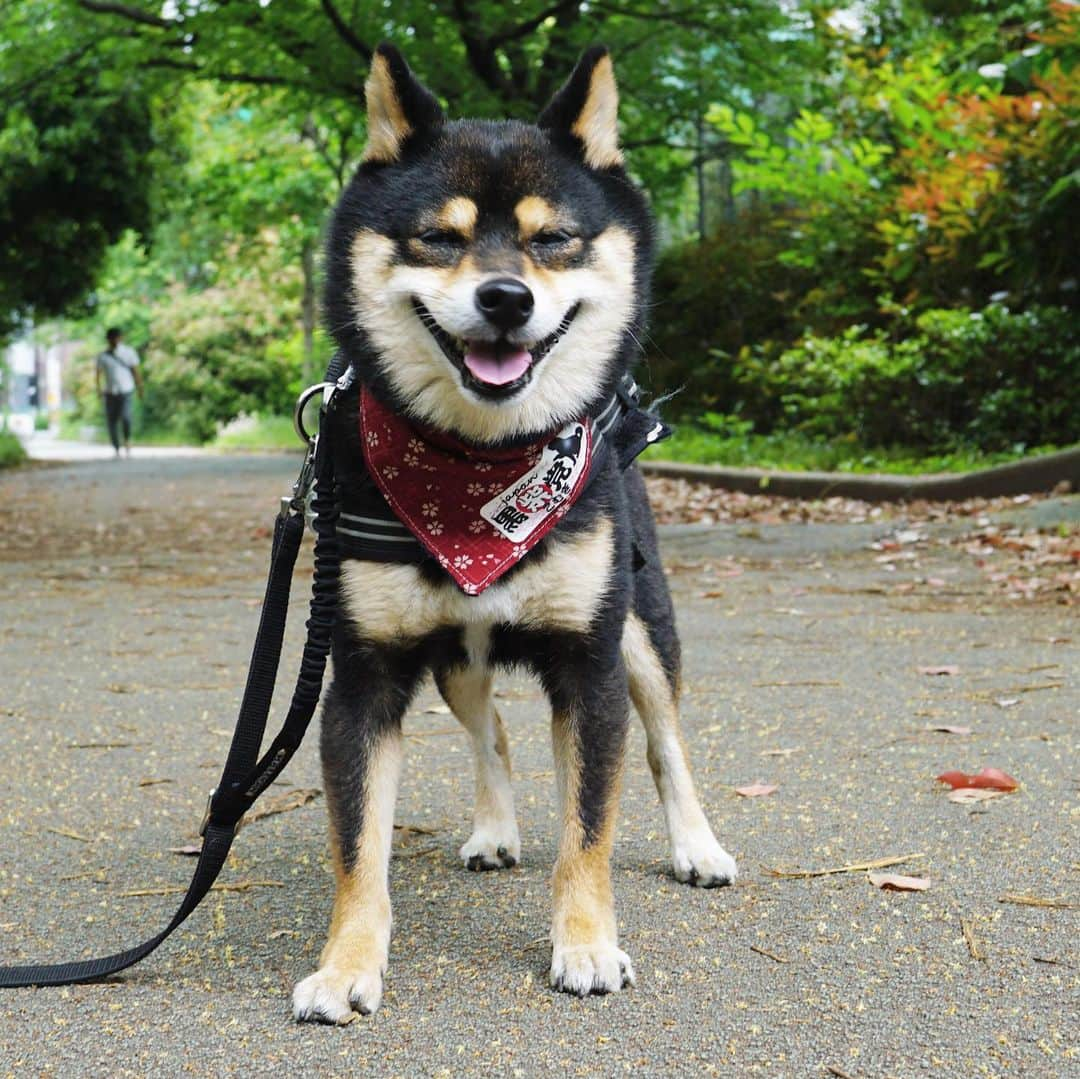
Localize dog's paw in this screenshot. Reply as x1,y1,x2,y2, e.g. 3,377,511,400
550,943,635,997
672,831,738,888
460,825,520,871
292,966,383,1024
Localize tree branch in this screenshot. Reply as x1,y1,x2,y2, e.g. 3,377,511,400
142,57,315,91
320,0,372,61
76,0,174,30
489,0,579,47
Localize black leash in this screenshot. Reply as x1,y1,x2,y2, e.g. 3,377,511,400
0,363,348,989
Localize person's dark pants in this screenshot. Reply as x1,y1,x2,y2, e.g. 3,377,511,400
103,392,133,451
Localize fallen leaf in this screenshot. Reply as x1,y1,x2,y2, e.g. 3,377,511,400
868,872,930,891
947,788,1005,804
937,767,1019,791
925,725,972,735
242,787,321,827
735,781,778,798
700,590,725,598
918,665,960,676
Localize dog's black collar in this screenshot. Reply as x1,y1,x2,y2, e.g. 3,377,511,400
334,373,669,567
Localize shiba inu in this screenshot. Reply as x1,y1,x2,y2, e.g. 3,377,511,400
292,43,737,1024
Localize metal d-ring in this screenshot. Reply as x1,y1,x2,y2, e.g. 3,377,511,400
293,382,332,446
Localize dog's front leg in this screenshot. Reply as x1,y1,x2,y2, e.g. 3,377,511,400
548,653,635,996
293,672,410,1023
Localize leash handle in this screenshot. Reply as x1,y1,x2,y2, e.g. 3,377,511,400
0,371,344,990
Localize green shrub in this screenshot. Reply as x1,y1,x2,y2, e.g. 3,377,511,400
0,429,27,469
728,304,1080,452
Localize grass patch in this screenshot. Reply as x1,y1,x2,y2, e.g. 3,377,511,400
657,422,1063,475
212,414,304,453
0,429,27,469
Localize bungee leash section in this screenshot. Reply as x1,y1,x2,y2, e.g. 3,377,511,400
0,358,352,990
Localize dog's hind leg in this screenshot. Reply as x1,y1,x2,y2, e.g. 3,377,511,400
293,655,420,1023
623,611,737,887
436,659,521,870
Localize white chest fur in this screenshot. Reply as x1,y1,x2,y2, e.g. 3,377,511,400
339,517,614,643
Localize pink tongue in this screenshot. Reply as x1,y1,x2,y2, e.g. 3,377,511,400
463,343,532,386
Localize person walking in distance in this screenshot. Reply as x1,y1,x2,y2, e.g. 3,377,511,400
95,327,144,458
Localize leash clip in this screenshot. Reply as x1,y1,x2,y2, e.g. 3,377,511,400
199,788,216,837
281,442,317,519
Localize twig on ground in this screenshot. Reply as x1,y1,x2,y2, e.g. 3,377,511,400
998,893,1076,910
767,853,923,880
961,917,984,960
46,827,91,843
120,880,283,897
750,944,789,963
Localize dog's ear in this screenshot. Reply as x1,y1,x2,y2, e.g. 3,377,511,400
538,46,623,171
362,43,444,164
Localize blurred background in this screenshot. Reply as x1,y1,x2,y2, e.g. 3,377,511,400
1,0,1077,473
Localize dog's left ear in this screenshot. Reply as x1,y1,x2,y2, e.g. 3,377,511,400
539,46,623,171
363,43,444,164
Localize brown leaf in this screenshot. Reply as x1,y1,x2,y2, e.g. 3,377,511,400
242,787,321,827
735,781,778,797
868,871,930,892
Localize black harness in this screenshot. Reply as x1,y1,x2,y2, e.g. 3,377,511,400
0,362,667,989
334,372,669,565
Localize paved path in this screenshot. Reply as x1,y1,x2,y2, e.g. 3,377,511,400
0,457,1076,1077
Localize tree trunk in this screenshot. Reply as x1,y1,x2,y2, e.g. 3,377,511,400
696,107,707,241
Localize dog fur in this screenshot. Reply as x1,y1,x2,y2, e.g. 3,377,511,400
293,43,736,1024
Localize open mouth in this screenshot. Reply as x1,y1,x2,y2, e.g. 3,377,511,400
412,299,580,399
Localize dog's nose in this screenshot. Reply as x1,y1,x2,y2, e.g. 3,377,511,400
475,278,535,332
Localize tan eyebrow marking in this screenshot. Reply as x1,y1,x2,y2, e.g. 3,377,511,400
514,195,561,238
434,196,478,239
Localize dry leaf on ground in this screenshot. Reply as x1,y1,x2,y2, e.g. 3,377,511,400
937,767,1019,791
241,787,321,827
868,872,931,891
735,781,778,797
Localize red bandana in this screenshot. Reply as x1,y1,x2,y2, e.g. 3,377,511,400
359,387,593,595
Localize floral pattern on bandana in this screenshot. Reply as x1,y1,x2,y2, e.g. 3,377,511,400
360,387,593,595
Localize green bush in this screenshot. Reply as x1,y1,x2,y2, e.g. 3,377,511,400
729,304,1080,452
0,429,27,469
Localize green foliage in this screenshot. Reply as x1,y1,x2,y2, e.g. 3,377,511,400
0,430,27,469
0,64,155,335
729,304,1080,453
213,414,305,453
659,417,1057,474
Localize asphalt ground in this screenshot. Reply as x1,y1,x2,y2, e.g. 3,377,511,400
0,455,1076,1077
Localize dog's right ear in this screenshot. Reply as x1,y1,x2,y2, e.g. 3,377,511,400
362,43,444,164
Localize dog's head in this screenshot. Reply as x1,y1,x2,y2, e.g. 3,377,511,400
325,44,653,445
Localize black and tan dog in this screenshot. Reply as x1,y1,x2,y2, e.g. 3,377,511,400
293,43,737,1023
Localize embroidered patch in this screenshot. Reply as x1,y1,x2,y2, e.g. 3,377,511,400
480,422,590,541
